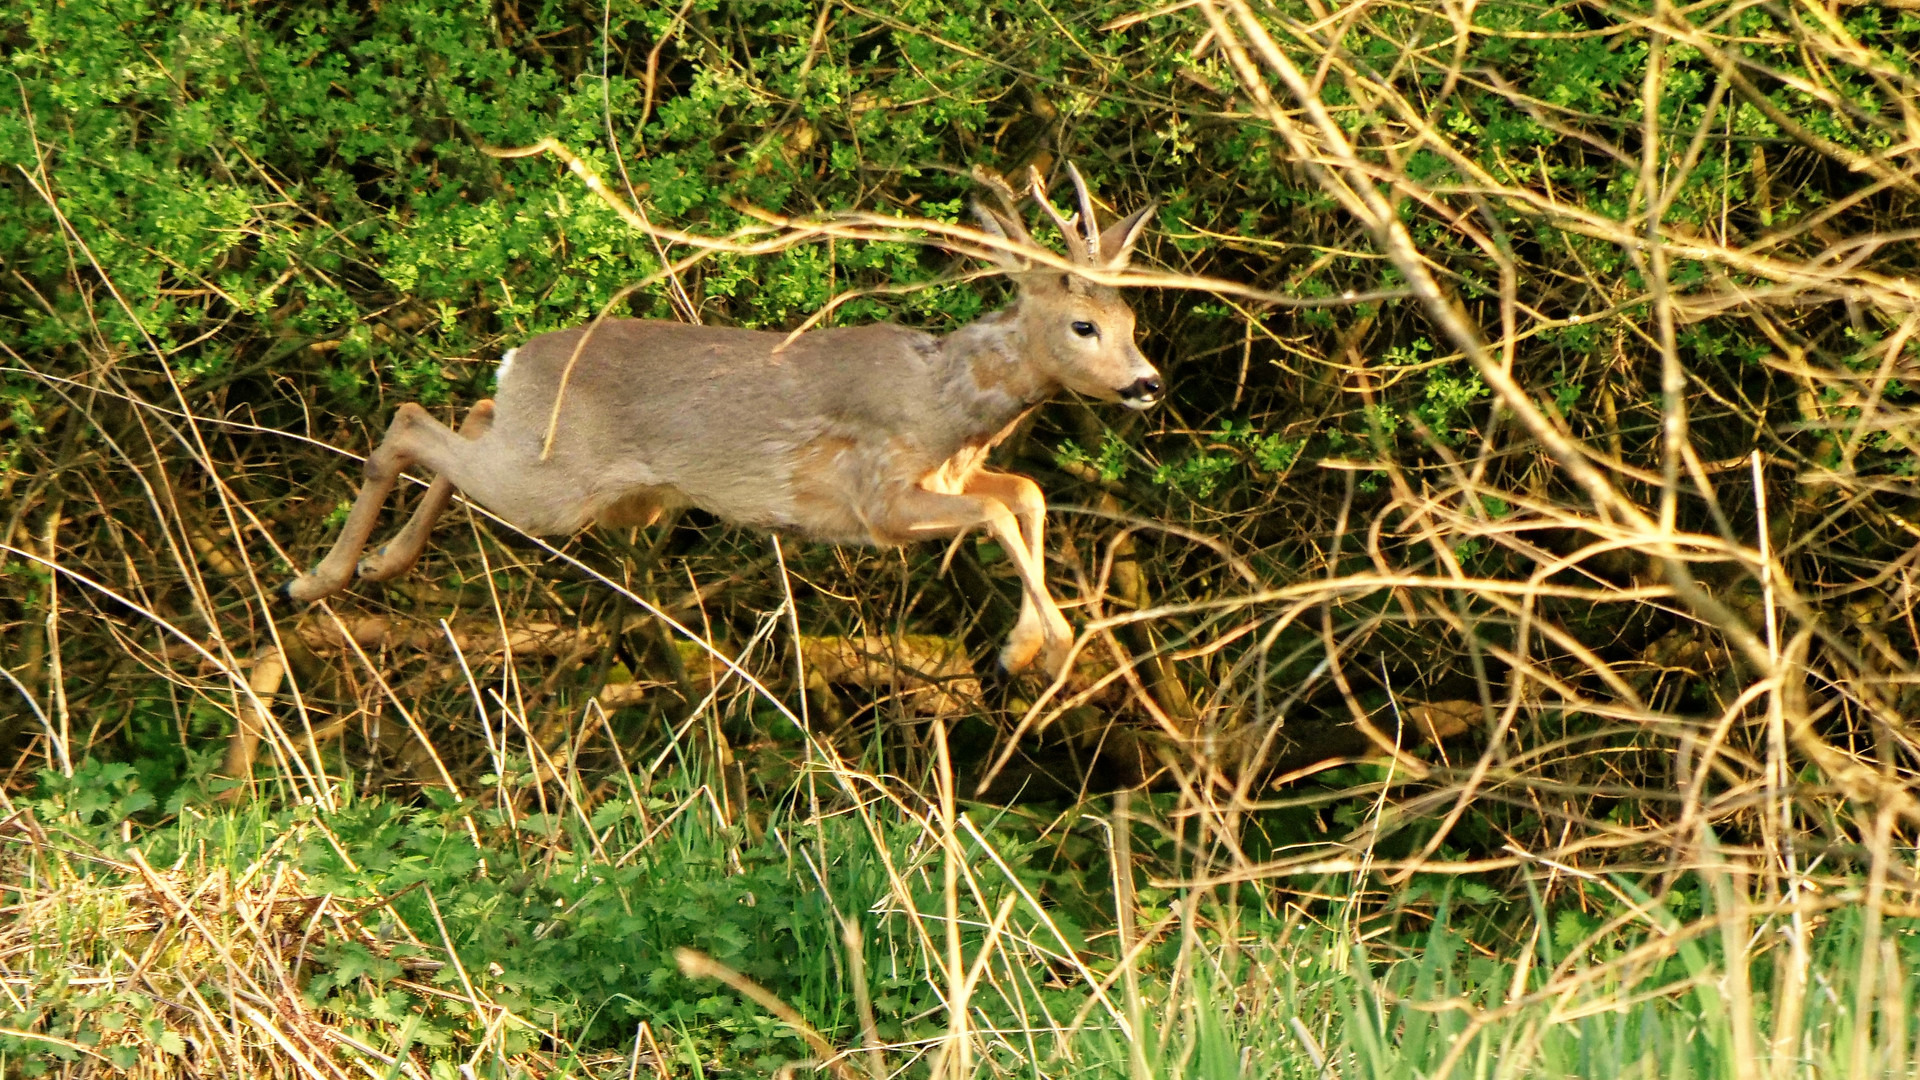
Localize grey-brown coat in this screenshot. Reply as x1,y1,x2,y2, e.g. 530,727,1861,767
285,166,1160,675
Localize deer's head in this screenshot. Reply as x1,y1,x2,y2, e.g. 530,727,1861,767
973,165,1162,410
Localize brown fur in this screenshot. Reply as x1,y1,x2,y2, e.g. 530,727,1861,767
286,167,1160,676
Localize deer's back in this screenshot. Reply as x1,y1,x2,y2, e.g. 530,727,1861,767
488,319,990,540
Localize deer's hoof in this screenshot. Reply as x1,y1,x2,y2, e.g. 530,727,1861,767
356,547,394,581
999,632,1072,681
997,636,1042,675
274,578,306,613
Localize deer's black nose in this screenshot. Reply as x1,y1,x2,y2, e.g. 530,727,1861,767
1120,376,1163,406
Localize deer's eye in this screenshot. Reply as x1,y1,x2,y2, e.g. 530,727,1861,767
1071,321,1098,338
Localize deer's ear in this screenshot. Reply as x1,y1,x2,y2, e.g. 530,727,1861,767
972,201,1031,271
1097,203,1155,269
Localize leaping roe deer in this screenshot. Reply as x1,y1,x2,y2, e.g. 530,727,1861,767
284,164,1161,677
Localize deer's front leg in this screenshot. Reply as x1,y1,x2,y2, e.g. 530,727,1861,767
963,471,1045,563
879,485,1072,677
959,471,1071,674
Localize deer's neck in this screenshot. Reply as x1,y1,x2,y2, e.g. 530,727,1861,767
937,309,1054,434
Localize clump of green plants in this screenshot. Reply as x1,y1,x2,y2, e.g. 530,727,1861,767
8,773,1918,1078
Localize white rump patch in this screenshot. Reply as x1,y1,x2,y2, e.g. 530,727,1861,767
496,347,518,384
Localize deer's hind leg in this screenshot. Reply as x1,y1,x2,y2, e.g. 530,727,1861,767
285,402,489,603
357,400,496,583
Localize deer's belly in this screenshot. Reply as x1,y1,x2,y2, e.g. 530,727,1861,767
592,485,690,529
779,434,983,547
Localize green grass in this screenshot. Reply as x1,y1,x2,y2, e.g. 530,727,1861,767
5,761,1916,1078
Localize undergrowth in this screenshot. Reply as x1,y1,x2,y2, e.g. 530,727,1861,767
6,765,1917,1077
5,0,1920,1075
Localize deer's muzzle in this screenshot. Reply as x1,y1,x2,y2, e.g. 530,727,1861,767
1119,375,1163,410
